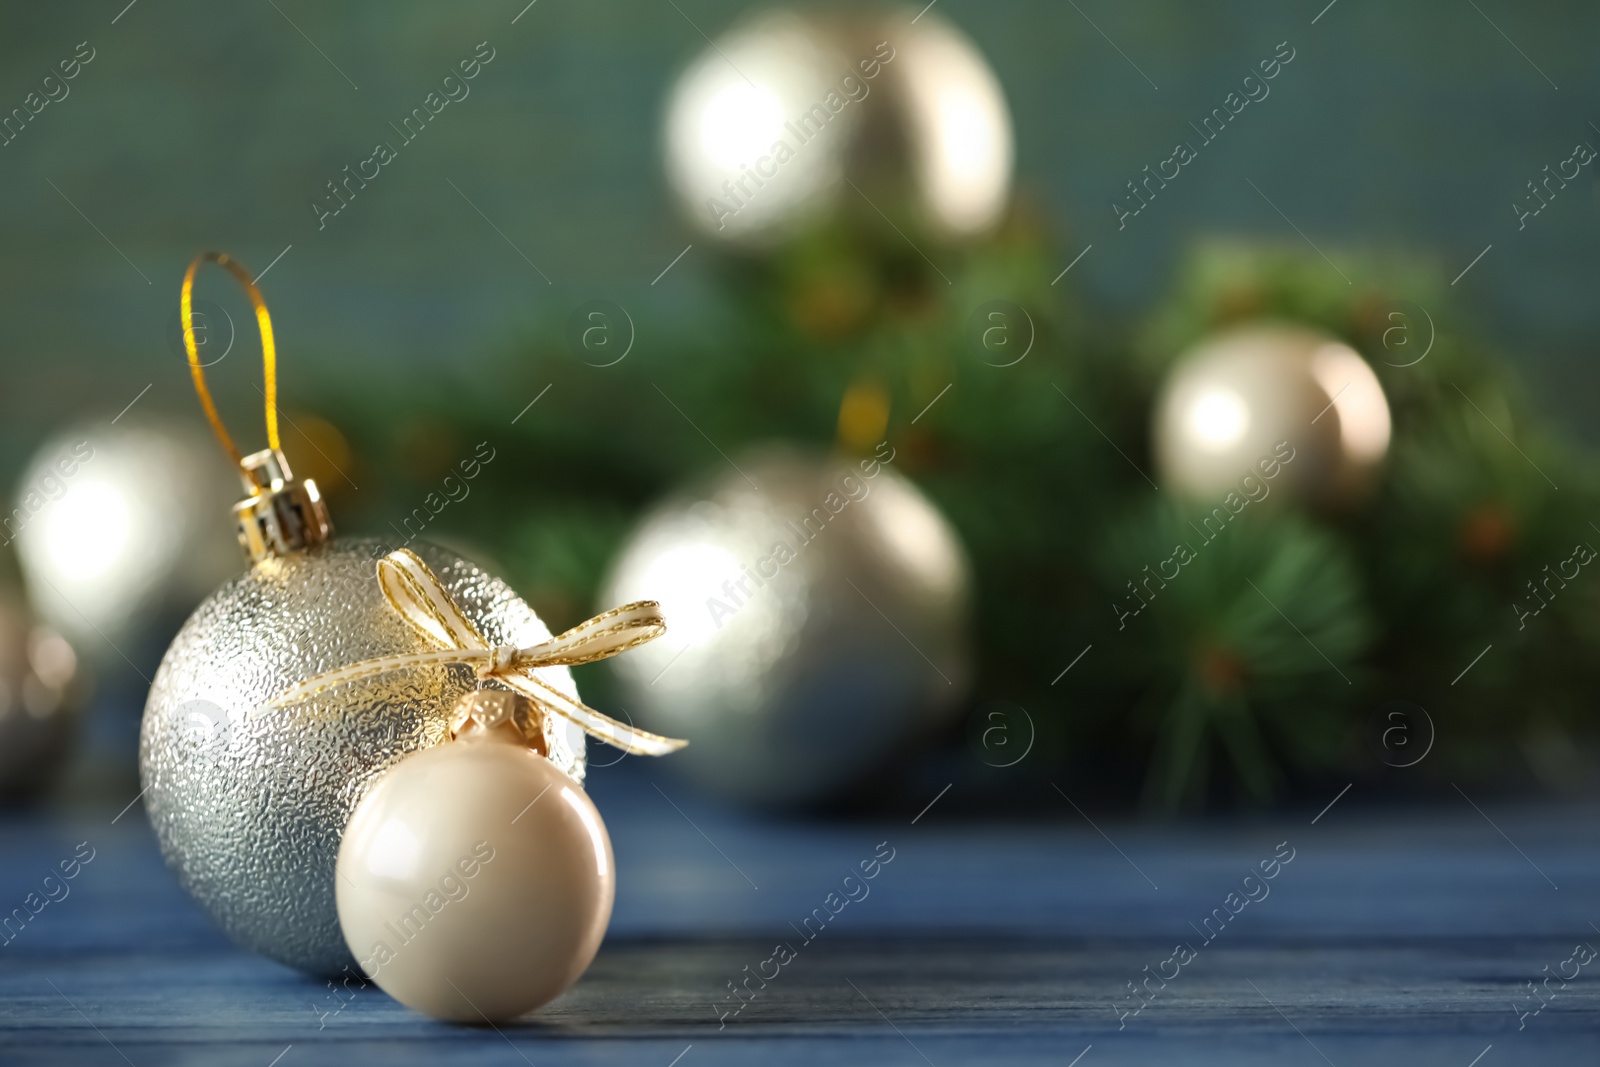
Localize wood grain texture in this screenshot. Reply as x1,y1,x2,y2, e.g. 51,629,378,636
2,768,1597,1064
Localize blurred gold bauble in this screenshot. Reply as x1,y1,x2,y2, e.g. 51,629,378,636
140,538,587,975
0,594,82,800
600,447,971,807
280,412,356,503
13,423,240,653
1153,324,1392,506
663,6,1014,245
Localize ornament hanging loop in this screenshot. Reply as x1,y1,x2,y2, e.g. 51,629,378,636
181,251,280,469
180,251,333,562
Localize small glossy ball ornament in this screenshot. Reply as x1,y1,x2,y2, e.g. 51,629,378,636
141,452,587,975
1153,323,1392,507
0,594,83,800
663,6,1014,245
14,423,239,654
337,690,613,1022
600,446,971,806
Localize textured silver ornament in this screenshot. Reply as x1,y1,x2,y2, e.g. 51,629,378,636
1153,323,1392,507
601,448,970,806
663,7,1014,245
140,537,585,975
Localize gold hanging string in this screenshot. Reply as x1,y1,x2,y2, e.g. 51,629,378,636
180,251,280,473
258,548,689,757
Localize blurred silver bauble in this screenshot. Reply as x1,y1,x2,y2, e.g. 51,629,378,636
141,535,586,975
0,592,83,800
1153,324,1391,506
601,447,970,806
663,6,1013,245
13,422,240,654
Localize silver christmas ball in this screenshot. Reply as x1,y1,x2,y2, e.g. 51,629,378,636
1153,324,1391,506
601,447,970,806
0,596,82,800
663,6,1014,245
140,537,586,975
13,423,239,654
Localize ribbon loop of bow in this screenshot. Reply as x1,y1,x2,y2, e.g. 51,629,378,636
260,548,687,757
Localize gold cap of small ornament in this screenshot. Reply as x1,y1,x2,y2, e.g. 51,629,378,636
449,688,549,756
180,251,334,563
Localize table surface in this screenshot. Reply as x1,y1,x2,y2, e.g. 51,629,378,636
2,762,1598,1067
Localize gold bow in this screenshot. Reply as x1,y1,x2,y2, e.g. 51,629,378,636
260,548,687,756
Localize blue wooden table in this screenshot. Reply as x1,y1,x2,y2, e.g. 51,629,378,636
3,761,1597,1065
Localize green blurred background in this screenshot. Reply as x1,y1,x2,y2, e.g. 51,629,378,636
2,0,1596,451
3,0,1599,812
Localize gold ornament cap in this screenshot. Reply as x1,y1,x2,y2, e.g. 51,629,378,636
232,448,332,563
448,688,549,756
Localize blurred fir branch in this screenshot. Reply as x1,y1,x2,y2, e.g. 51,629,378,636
288,215,1600,811
1095,503,1372,809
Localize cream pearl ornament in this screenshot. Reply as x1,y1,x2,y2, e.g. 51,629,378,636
337,690,614,1022
1153,323,1392,507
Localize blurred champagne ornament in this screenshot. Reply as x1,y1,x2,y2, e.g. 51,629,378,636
601,446,971,806
12,423,239,655
1153,323,1391,506
663,6,1013,245
0,585,83,800
140,254,590,975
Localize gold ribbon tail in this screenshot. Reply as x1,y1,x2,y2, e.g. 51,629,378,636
499,671,687,757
